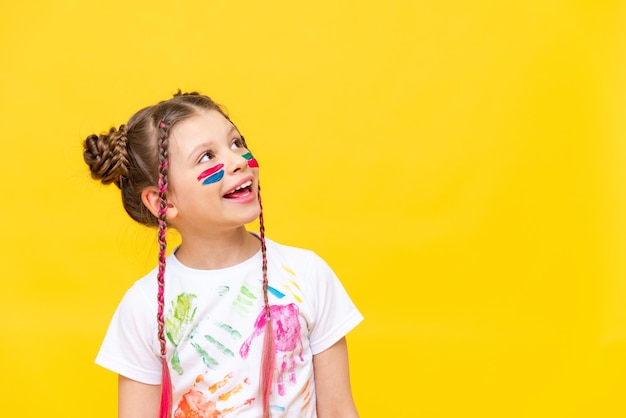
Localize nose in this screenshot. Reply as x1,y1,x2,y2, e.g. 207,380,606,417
226,149,248,173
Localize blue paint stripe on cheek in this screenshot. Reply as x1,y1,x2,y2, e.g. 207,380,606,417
201,170,224,185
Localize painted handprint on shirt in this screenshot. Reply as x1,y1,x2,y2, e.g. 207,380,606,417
240,303,304,396
174,373,254,418
165,293,198,374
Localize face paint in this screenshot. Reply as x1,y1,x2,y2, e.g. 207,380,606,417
241,152,259,168
197,163,225,185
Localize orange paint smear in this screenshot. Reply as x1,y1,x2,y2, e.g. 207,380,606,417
218,383,243,401
209,373,233,394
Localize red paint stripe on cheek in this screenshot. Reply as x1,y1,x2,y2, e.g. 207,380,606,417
197,164,225,181
247,159,259,168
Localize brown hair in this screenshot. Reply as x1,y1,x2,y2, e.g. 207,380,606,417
83,91,225,226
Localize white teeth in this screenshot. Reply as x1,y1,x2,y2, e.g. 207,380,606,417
232,180,252,193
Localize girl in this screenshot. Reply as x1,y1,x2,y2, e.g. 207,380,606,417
83,91,363,418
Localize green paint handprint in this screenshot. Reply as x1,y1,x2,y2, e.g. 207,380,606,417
165,293,198,375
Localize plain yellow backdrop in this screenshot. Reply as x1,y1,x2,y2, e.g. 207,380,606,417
1,1,625,416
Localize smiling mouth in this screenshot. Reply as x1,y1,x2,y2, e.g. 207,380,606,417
224,180,253,199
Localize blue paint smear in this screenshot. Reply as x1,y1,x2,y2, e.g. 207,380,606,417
268,286,285,298
270,405,286,412
202,170,224,185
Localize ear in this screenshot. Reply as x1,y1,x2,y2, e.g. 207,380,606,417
141,186,179,221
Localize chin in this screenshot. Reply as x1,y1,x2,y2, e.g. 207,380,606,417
239,207,261,225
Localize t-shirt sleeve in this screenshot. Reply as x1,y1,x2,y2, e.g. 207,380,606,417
304,253,364,355
94,282,162,385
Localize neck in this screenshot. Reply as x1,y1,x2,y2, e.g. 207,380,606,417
174,227,261,270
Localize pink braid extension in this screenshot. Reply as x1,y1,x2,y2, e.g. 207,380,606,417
156,120,173,418
258,184,270,318
258,184,275,417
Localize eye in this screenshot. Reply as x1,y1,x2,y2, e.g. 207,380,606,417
199,151,214,163
231,138,246,149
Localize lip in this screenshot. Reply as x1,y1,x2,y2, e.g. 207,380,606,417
223,175,256,197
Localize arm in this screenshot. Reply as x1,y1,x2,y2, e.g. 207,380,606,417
313,337,359,418
118,375,161,418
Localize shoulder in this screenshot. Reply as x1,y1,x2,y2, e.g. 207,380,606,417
265,238,328,270
112,267,160,320
264,238,340,297
122,251,188,299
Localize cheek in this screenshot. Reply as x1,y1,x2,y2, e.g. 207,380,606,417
198,164,225,185
242,152,259,168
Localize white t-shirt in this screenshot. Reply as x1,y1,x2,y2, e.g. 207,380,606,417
95,238,363,417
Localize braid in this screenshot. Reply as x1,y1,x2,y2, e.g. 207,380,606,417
156,120,173,418
258,184,275,417
83,125,130,189
113,125,130,188
258,184,270,318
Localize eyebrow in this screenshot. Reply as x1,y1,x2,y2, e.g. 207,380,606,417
187,124,239,162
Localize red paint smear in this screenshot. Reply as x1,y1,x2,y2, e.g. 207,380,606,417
197,164,224,181
247,159,259,168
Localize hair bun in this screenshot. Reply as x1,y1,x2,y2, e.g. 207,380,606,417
83,125,130,188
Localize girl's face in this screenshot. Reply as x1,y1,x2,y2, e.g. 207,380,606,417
165,109,260,235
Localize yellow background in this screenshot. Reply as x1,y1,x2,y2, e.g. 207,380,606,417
1,1,625,416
